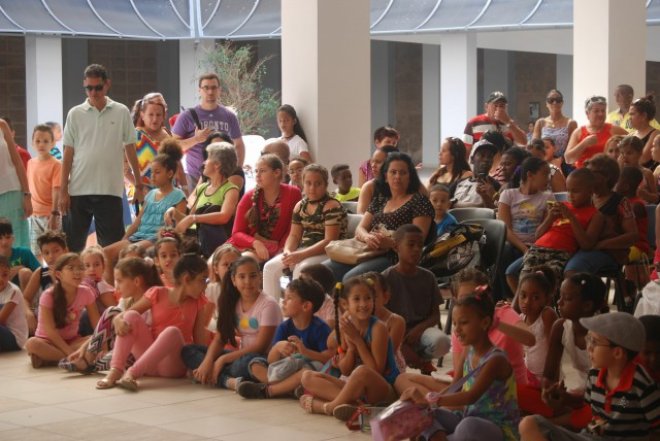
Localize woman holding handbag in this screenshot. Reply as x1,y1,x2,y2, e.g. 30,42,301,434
324,152,434,282
227,154,302,262
165,142,239,257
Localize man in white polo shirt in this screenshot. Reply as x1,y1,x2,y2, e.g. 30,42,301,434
59,64,142,252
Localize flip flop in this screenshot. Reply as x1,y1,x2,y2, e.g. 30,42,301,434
299,394,315,414
117,375,139,392
332,404,358,422
96,368,122,390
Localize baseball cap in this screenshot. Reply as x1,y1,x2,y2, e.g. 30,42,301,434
487,91,507,104
469,139,498,162
579,312,646,353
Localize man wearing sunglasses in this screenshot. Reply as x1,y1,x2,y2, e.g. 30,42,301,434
463,91,528,154
59,64,142,252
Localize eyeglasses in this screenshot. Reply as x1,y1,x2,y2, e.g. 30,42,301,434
547,98,563,104
585,96,607,110
585,335,614,349
84,85,104,92
63,264,85,273
201,85,219,91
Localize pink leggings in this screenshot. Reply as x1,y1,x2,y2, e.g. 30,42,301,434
110,310,187,379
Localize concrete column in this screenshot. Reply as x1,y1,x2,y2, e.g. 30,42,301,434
482,49,510,105
371,40,395,145
440,34,477,141
281,0,370,172
556,54,573,118
422,44,441,168
179,39,216,109
25,36,63,154
573,0,646,123
156,41,180,117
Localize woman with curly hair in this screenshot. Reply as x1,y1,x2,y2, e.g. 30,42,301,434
227,154,302,262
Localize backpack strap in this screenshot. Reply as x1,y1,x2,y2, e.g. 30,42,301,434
188,107,202,130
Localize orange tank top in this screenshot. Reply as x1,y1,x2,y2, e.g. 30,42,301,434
574,123,613,168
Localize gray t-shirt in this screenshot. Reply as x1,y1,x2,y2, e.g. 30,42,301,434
499,188,554,245
382,265,439,328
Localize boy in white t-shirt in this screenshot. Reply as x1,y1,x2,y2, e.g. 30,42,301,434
0,255,28,351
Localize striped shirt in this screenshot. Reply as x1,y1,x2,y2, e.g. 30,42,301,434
463,114,515,152
584,362,660,438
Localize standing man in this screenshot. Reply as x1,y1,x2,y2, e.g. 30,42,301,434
606,84,660,132
59,64,142,252
172,73,245,188
463,91,528,153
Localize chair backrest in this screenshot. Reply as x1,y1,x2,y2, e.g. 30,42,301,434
647,204,656,250
341,201,358,214
449,207,496,223
461,218,506,286
346,213,363,238
554,192,568,202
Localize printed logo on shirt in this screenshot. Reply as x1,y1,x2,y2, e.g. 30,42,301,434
238,316,259,330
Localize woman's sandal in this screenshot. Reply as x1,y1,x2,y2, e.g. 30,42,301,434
117,374,139,392
299,394,315,414
332,404,358,422
96,368,122,390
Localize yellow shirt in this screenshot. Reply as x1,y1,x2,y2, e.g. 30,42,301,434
607,110,660,133
334,187,360,202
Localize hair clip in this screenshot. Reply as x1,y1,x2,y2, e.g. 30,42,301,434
161,230,176,239
580,279,587,286
474,285,488,294
335,282,343,291
364,277,374,286
535,270,544,275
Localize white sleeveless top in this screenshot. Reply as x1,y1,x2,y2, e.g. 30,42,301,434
559,319,590,393
0,133,20,195
521,308,550,381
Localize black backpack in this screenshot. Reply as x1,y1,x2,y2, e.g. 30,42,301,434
420,223,484,278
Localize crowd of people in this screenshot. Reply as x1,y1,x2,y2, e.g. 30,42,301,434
0,63,658,441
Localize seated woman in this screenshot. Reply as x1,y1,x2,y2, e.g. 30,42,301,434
427,137,472,188
263,164,347,299
165,142,240,258
357,145,400,214
227,154,302,262
104,140,186,281
324,152,434,282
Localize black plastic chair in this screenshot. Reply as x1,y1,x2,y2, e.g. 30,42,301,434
443,219,507,335
448,207,496,223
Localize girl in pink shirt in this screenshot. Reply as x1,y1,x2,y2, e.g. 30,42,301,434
25,253,100,368
96,254,211,391
182,256,282,390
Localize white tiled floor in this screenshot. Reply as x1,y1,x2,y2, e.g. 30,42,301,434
0,351,377,441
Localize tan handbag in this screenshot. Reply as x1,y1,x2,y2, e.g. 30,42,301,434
325,224,392,265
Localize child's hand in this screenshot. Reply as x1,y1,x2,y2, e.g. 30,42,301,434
288,336,307,355
339,315,361,344
193,358,214,385
25,310,37,335
274,340,296,358
542,381,567,410
400,387,427,405
212,356,227,382
9,265,24,280
113,317,131,336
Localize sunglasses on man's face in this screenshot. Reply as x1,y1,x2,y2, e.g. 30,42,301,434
84,84,104,92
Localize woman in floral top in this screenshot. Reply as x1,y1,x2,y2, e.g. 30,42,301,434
228,154,302,262
324,152,434,282
263,164,347,299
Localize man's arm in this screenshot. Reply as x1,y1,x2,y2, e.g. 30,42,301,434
59,145,74,214
233,137,245,167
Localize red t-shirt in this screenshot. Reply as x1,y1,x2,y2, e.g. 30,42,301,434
144,286,207,343
535,203,596,253
574,124,613,169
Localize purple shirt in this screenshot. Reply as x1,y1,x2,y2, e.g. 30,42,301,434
172,105,242,180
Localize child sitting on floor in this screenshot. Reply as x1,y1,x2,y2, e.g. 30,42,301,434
399,293,520,441
79,246,116,336
25,253,99,368
182,256,282,391
0,255,28,352
205,244,241,333
520,312,659,441
236,278,332,399
330,164,360,202
22,231,68,334
382,224,451,375
299,276,400,420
